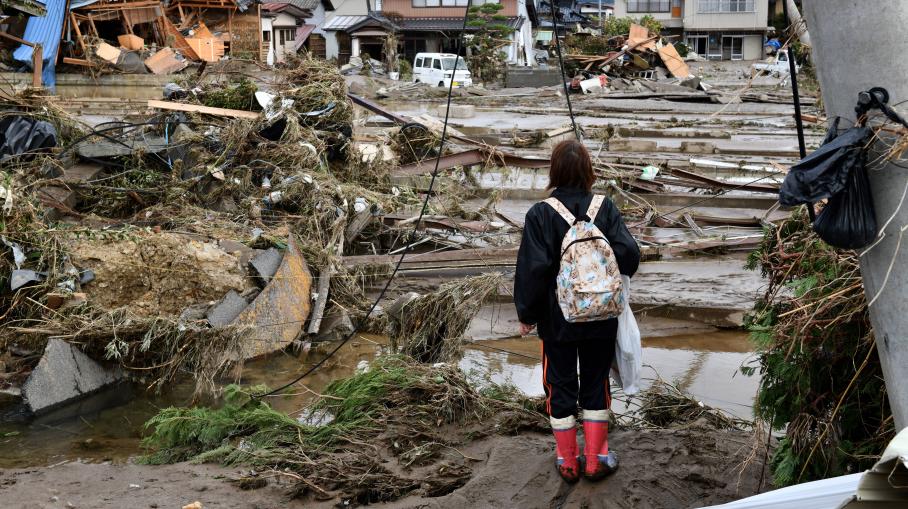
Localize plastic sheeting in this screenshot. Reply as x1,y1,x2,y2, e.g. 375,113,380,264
703,427,908,509
779,119,873,206
11,0,67,89
0,116,58,162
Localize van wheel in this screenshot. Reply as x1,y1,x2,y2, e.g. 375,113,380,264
438,81,445,87
415,79,420,83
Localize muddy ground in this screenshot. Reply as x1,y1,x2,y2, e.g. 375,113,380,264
1,428,767,509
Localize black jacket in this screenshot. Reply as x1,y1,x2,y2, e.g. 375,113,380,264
514,187,641,343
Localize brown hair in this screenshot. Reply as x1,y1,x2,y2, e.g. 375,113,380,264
548,139,594,192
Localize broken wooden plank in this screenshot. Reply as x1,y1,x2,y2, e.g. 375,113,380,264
658,44,690,78
628,23,657,51
158,14,200,60
395,148,549,176
147,99,260,119
306,267,334,335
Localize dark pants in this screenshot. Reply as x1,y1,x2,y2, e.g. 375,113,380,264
542,337,616,419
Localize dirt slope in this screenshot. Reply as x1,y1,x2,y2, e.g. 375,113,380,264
1,428,767,509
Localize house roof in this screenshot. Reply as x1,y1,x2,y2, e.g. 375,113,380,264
262,2,311,17
289,0,320,9
294,24,316,50
322,14,369,30
398,16,522,32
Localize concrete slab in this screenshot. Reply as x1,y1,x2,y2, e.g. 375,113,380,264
22,339,123,415
206,290,249,327
315,308,354,343
249,247,283,282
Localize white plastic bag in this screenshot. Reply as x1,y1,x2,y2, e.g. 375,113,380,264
611,275,642,395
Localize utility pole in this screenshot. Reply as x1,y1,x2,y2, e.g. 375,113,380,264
803,0,908,431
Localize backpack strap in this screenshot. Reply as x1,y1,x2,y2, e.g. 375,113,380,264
586,195,606,223
543,198,575,225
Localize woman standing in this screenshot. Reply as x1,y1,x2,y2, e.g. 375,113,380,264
514,139,640,483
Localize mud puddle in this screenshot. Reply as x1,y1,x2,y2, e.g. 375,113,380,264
0,330,756,468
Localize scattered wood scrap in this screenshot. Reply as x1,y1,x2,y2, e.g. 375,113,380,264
147,100,260,119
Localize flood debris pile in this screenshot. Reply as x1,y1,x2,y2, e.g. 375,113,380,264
0,55,523,416
387,274,503,363
744,210,893,486
141,356,546,504
638,379,750,431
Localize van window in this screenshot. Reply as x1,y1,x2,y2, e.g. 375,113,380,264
432,58,442,70
415,57,423,68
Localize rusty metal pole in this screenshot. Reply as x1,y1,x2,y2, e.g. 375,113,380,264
803,0,908,430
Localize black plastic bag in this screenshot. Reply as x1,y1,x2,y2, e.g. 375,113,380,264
813,163,878,249
779,118,873,206
0,116,57,162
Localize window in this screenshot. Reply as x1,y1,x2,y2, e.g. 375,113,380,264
698,0,755,13
722,35,743,60
441,57,468,70
687,35,707,57
627,0,670,12
415,57,423,67
262,31,271,42
432,58,442,70
415,0,479,6
278,28,295,46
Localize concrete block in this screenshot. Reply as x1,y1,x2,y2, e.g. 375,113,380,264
435,104,475,119
206,290,249,327
386,292,421,324
608,139,658,152
249,247,283,282
315,308,355,343
680,141,718,154
22,339,123,414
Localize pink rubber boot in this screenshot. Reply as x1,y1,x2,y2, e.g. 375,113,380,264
551,415,580,483
582,409,619,481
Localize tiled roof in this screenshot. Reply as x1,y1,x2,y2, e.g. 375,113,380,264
399,16,522,31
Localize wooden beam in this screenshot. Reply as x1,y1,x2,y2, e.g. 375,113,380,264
32,44,42,87
70,12,88,57
0,30,34,47
63,57,94,66
147,99,260,119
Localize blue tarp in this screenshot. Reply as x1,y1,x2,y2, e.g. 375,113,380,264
12,0,67,90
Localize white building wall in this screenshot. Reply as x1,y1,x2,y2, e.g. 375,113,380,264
612,0,683,28
683,0,768,30
325,31,340,59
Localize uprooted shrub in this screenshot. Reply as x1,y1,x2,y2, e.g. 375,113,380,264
743,210,893,486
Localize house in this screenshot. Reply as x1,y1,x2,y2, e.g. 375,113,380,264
321,0,535,67
613,0,769,60
577,0,614,19
261,0,327,63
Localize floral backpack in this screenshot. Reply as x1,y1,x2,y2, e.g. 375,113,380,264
544,195,624,323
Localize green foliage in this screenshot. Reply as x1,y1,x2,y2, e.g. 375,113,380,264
465,2,513,86
743,210,893,486
200,79,260,111
141,384,303,465
398,58,412,80
674,42,689,58
602,15,663,37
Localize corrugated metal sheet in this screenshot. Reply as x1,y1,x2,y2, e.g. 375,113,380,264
322,15,368,30
12,0,66,89
294,24,316,51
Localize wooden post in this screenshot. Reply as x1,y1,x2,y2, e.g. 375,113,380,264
257,4,263,61
70,13,87,57
32,44,43,87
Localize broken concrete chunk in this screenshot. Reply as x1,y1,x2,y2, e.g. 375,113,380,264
249,247,283,282
315,307,354,343
22,339,123,415
435,104,475,118
206,290,250,327
10,269,45,291
95,42,122,64
386,292,421,324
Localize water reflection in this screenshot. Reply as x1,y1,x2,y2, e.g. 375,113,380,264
0,331,756,467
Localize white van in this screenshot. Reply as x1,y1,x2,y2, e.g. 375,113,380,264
412,53,472,88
